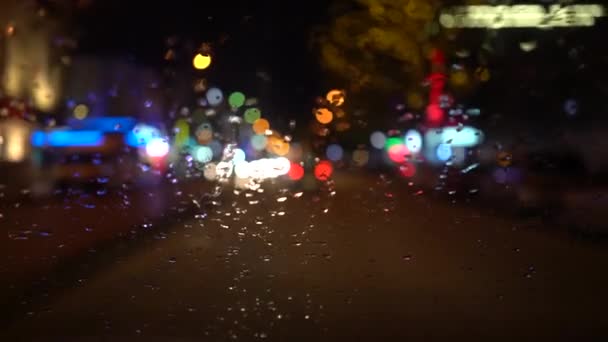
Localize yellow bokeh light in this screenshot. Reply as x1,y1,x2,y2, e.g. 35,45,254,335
174,119,190,147
406,92,424,109
315,108,333,124
476,67,491,82
193,53,212,70
252,118,270,135
450,70,469,86
73,104,89,120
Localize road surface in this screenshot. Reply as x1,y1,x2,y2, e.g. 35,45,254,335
3,172,608,341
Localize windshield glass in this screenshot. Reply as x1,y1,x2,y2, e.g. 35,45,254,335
2,1,608,341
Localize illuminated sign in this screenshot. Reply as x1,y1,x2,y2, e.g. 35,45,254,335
440,5,605,29
31,130,105,147
67,117,137,133
424,126,484,148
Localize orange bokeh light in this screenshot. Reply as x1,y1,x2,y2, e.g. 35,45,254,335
266,135,290,156
196,129,213,144
315,108,333,124
325,89,345,106
252,118,270,135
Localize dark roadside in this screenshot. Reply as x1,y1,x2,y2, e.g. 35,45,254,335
2,159,607,328
3,170,608,341
3,157,606,294
1,174,215,321
409,160,608,236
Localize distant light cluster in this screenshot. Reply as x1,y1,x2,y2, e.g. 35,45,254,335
440,4,606,29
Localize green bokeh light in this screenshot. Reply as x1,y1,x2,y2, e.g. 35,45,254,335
228,92,246,108
385,137,402,150
244,107,262,124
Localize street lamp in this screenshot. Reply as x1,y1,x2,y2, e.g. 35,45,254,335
192,53,211,70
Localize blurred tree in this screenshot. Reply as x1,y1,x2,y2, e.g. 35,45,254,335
315,0,443,93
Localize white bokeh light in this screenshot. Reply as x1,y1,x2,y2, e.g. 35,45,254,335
370,131,386,149
405,129,422,154
145,138,170,157
206,87,224,106
216,161,234,180
234,161,252,179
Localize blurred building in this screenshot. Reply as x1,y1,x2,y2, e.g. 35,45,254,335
0,117,33,162
64,56,165,123
0,0,78,169
0,0,76,113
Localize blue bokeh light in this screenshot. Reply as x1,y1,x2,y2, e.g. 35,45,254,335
31,130,105,147
232,148,246,164
326,144,344,161
67,117,136,133
436,143,453,161
125,124,162,147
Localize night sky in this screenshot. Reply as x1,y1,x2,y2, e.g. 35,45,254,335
68,1,608,125
73,0,330,117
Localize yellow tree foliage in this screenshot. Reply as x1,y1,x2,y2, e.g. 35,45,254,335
316,0,443,92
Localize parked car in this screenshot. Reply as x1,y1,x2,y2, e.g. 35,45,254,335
30,130,141,194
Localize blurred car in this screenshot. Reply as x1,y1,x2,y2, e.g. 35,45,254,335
31,130,141,192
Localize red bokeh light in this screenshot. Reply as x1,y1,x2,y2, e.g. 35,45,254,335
288,162,305,181
314,160,333,181
427,72,447,103
430,48,446,66
426,104,444,125
399,162,416,178
387,144,410,164
149,156,168,172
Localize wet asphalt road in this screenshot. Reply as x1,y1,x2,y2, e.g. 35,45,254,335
3,172,608,341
